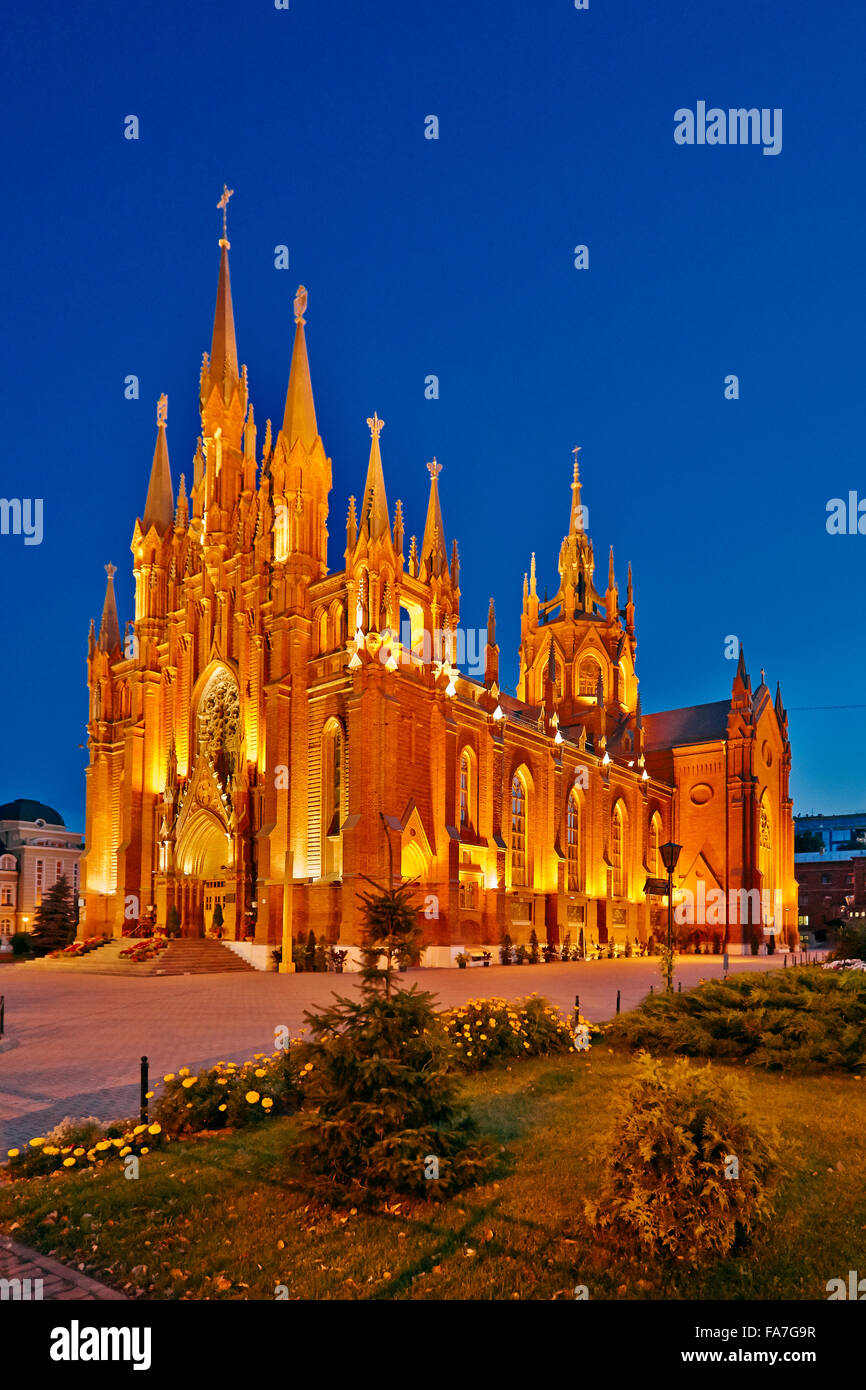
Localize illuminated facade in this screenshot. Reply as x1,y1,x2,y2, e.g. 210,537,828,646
81,204,797,956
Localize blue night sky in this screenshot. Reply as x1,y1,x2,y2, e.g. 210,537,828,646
2,0,864,831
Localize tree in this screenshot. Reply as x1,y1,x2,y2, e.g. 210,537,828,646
304,929,316,973
794,830,824,853
211,902,224,937
528,928,540,964
166,905,181,938
289,877,495,1202
31,875,77,953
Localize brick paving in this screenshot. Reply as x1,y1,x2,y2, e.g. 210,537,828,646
0,953,797,1152
0,1234,126,1300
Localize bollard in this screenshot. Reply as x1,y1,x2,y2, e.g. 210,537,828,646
678,980,682,992
650,984,654,994
0,993,4,1038
140,1055,149,1125
574,993,580,1020
616,988,621,1015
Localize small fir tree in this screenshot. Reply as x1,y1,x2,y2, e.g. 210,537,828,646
304,929,317,972
211,902,224,937
32,875,77,953
528,928,540,964
499,931,513,965
314,934,328,972
166,905,181,938
289,877,495,1202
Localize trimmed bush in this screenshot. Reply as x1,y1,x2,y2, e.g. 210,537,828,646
11,932,33,956
606,967,866,1072
585,1052,781,1262
154,1052,303,1134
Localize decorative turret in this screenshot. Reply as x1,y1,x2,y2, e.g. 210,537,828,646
485,597,499,686
98,563,122,655
141,395,174,536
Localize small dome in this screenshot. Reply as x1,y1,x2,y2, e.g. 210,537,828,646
0,798,65,827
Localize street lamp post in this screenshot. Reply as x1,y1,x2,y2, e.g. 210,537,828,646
659,842,682,993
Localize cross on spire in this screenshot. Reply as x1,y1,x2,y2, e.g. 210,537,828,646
157,393,167,426
572,444,581,483
427,457,442,481
293,284,308,325
105,562,116,579
367,412,385,439
217,184,234,245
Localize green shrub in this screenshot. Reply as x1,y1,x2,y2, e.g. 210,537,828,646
528,929,540,964
832,924,866,962
10,932,32,956
607,967,866,1072
585,1052,781,1263
499,932,513,965
289,878,495,1202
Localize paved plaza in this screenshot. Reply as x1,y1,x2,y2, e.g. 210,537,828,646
0,954,793,1151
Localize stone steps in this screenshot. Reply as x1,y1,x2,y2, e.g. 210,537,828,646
152,940,256,976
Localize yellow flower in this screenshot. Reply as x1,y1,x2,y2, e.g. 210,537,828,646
140,1146,149,1154
145,1090,154,1098
7,1149,20,1157
147,1123,161,1135
44,1146,59,1156
29,1138,45,1148
95,1141,111,1151
111,1138,124,1147
63,1157,76,1167
133,1124,148,1135
480,1034,488,1040
218,1104,227,1112
178,1067,190,1077
73,1148,85,1156
217,1078,228,1085
254,1068,266,1078
120,1146,132,1156
181,1077,197,1089
163,1073,175,1082
261,1097,273,1109
246,1091,260,1104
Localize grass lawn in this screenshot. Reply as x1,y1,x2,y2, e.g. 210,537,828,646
1,1048,864,1300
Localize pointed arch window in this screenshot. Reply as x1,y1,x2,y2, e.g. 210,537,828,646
566,789,582,891
322,721,345,877
611,802,626,898
649,813,660,878
579,656,601,697
459,750,475,834
511,773,528,888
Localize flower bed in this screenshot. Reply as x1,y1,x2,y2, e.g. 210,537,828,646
439,994,601,1069
2,995,601,1177
5,1115,168,1178
46,936,112,960
119,936,168,962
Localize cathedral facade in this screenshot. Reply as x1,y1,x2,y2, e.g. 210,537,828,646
81,207,797,958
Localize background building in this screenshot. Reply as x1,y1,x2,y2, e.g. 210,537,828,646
0,799,84,938
81,212,798,957
794,811,866,941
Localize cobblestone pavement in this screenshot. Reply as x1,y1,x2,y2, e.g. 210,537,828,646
0,953,795,1151
0,1234,126,1300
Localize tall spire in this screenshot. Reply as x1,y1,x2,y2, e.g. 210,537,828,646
570,445,585,533
98,563,121,653
209,186,239,397
421,457,448,577
142,395,174,534
359,413,391,543
281,285,319,450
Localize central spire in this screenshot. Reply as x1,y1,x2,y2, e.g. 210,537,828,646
569,445,585,533
281,285,319,450
359,412,391,542
209,185,239,396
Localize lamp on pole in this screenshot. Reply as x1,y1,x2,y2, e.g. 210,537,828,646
659,841,682,993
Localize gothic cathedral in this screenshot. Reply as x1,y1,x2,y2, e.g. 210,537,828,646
82,200,797,958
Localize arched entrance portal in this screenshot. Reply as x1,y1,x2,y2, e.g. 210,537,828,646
176,808,233,937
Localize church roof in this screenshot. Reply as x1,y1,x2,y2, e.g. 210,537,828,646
0,798,65,826
642,700,731,752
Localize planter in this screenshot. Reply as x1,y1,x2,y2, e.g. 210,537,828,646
457,962,467,969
